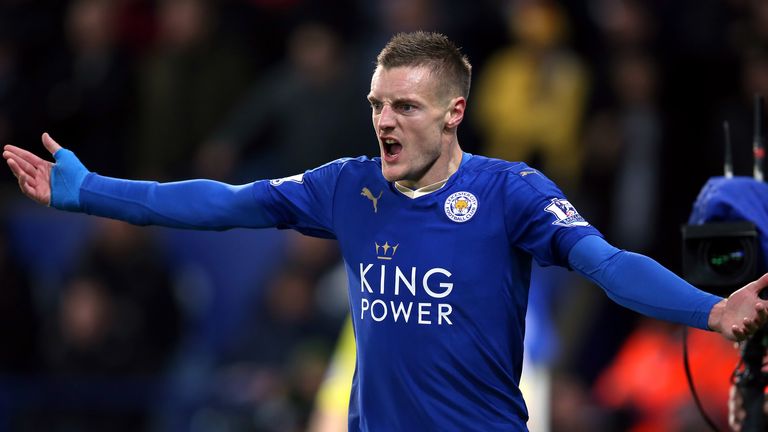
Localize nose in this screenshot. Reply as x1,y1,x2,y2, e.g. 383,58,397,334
377,104,396,131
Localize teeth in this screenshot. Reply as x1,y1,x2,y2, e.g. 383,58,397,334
384,139,396,144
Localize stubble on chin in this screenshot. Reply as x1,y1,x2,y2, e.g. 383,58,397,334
381,167,400,183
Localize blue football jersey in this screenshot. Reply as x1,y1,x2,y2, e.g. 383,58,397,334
260,153,602,431
58,136,722,430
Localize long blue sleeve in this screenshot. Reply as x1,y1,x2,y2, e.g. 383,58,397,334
568,235,722,329
49,146,343,236
78,173,281,230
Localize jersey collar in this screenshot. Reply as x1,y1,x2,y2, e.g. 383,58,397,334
393,152,473,199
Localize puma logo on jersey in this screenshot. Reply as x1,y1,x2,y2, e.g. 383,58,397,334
361,187,383,213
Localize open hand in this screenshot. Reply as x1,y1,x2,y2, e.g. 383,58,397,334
709,273,768,341
3,133,62,206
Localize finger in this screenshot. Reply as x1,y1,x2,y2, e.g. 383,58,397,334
757,303,768,320
754,273,768,289
20,181,45,206
20,178,38,198
7,159,46,205
741,318,757,335
17,173,46,205
5,157,21,179
9,162,38,190
2,144,23,155
5,158,36,185
751,304,768,324
3,145,47,168
743,317,759,333
41,132,62,156
733,325,746,341
4,152,39,179
745,313,764,332
755,309,768,327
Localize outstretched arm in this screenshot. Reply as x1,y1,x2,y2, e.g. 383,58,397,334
569,235,768,341
4,133,339,236
3,134,281,230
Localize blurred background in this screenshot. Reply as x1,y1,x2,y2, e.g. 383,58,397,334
0,0,764,430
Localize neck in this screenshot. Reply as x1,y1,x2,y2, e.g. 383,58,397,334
399,138,463,189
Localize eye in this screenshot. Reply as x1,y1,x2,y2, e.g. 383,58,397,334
398,103,416,113
370,101,383,112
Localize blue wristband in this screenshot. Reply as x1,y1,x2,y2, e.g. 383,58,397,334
50,148,90,211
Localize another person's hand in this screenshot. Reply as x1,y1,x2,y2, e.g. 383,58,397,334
709,273,768,341
728,376,768,431
729,382,745,432
3,132,61,205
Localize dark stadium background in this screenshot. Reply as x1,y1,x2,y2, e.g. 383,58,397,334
0,0,763,431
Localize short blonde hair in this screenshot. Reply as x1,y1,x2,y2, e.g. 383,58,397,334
376,31,472,100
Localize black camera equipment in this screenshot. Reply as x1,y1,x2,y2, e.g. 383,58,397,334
681,94,766,432
681,221,759,298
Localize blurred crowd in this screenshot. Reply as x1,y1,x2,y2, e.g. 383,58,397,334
0,0,767,431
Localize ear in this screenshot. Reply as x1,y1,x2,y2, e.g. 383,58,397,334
444,97,466,131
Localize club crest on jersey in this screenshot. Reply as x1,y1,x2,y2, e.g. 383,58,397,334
269,173,304,186
444,191,478,223
544,198,589,227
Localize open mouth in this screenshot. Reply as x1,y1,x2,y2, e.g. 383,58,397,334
382,138,403,158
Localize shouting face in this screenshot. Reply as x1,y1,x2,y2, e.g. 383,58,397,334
367,65,465,188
